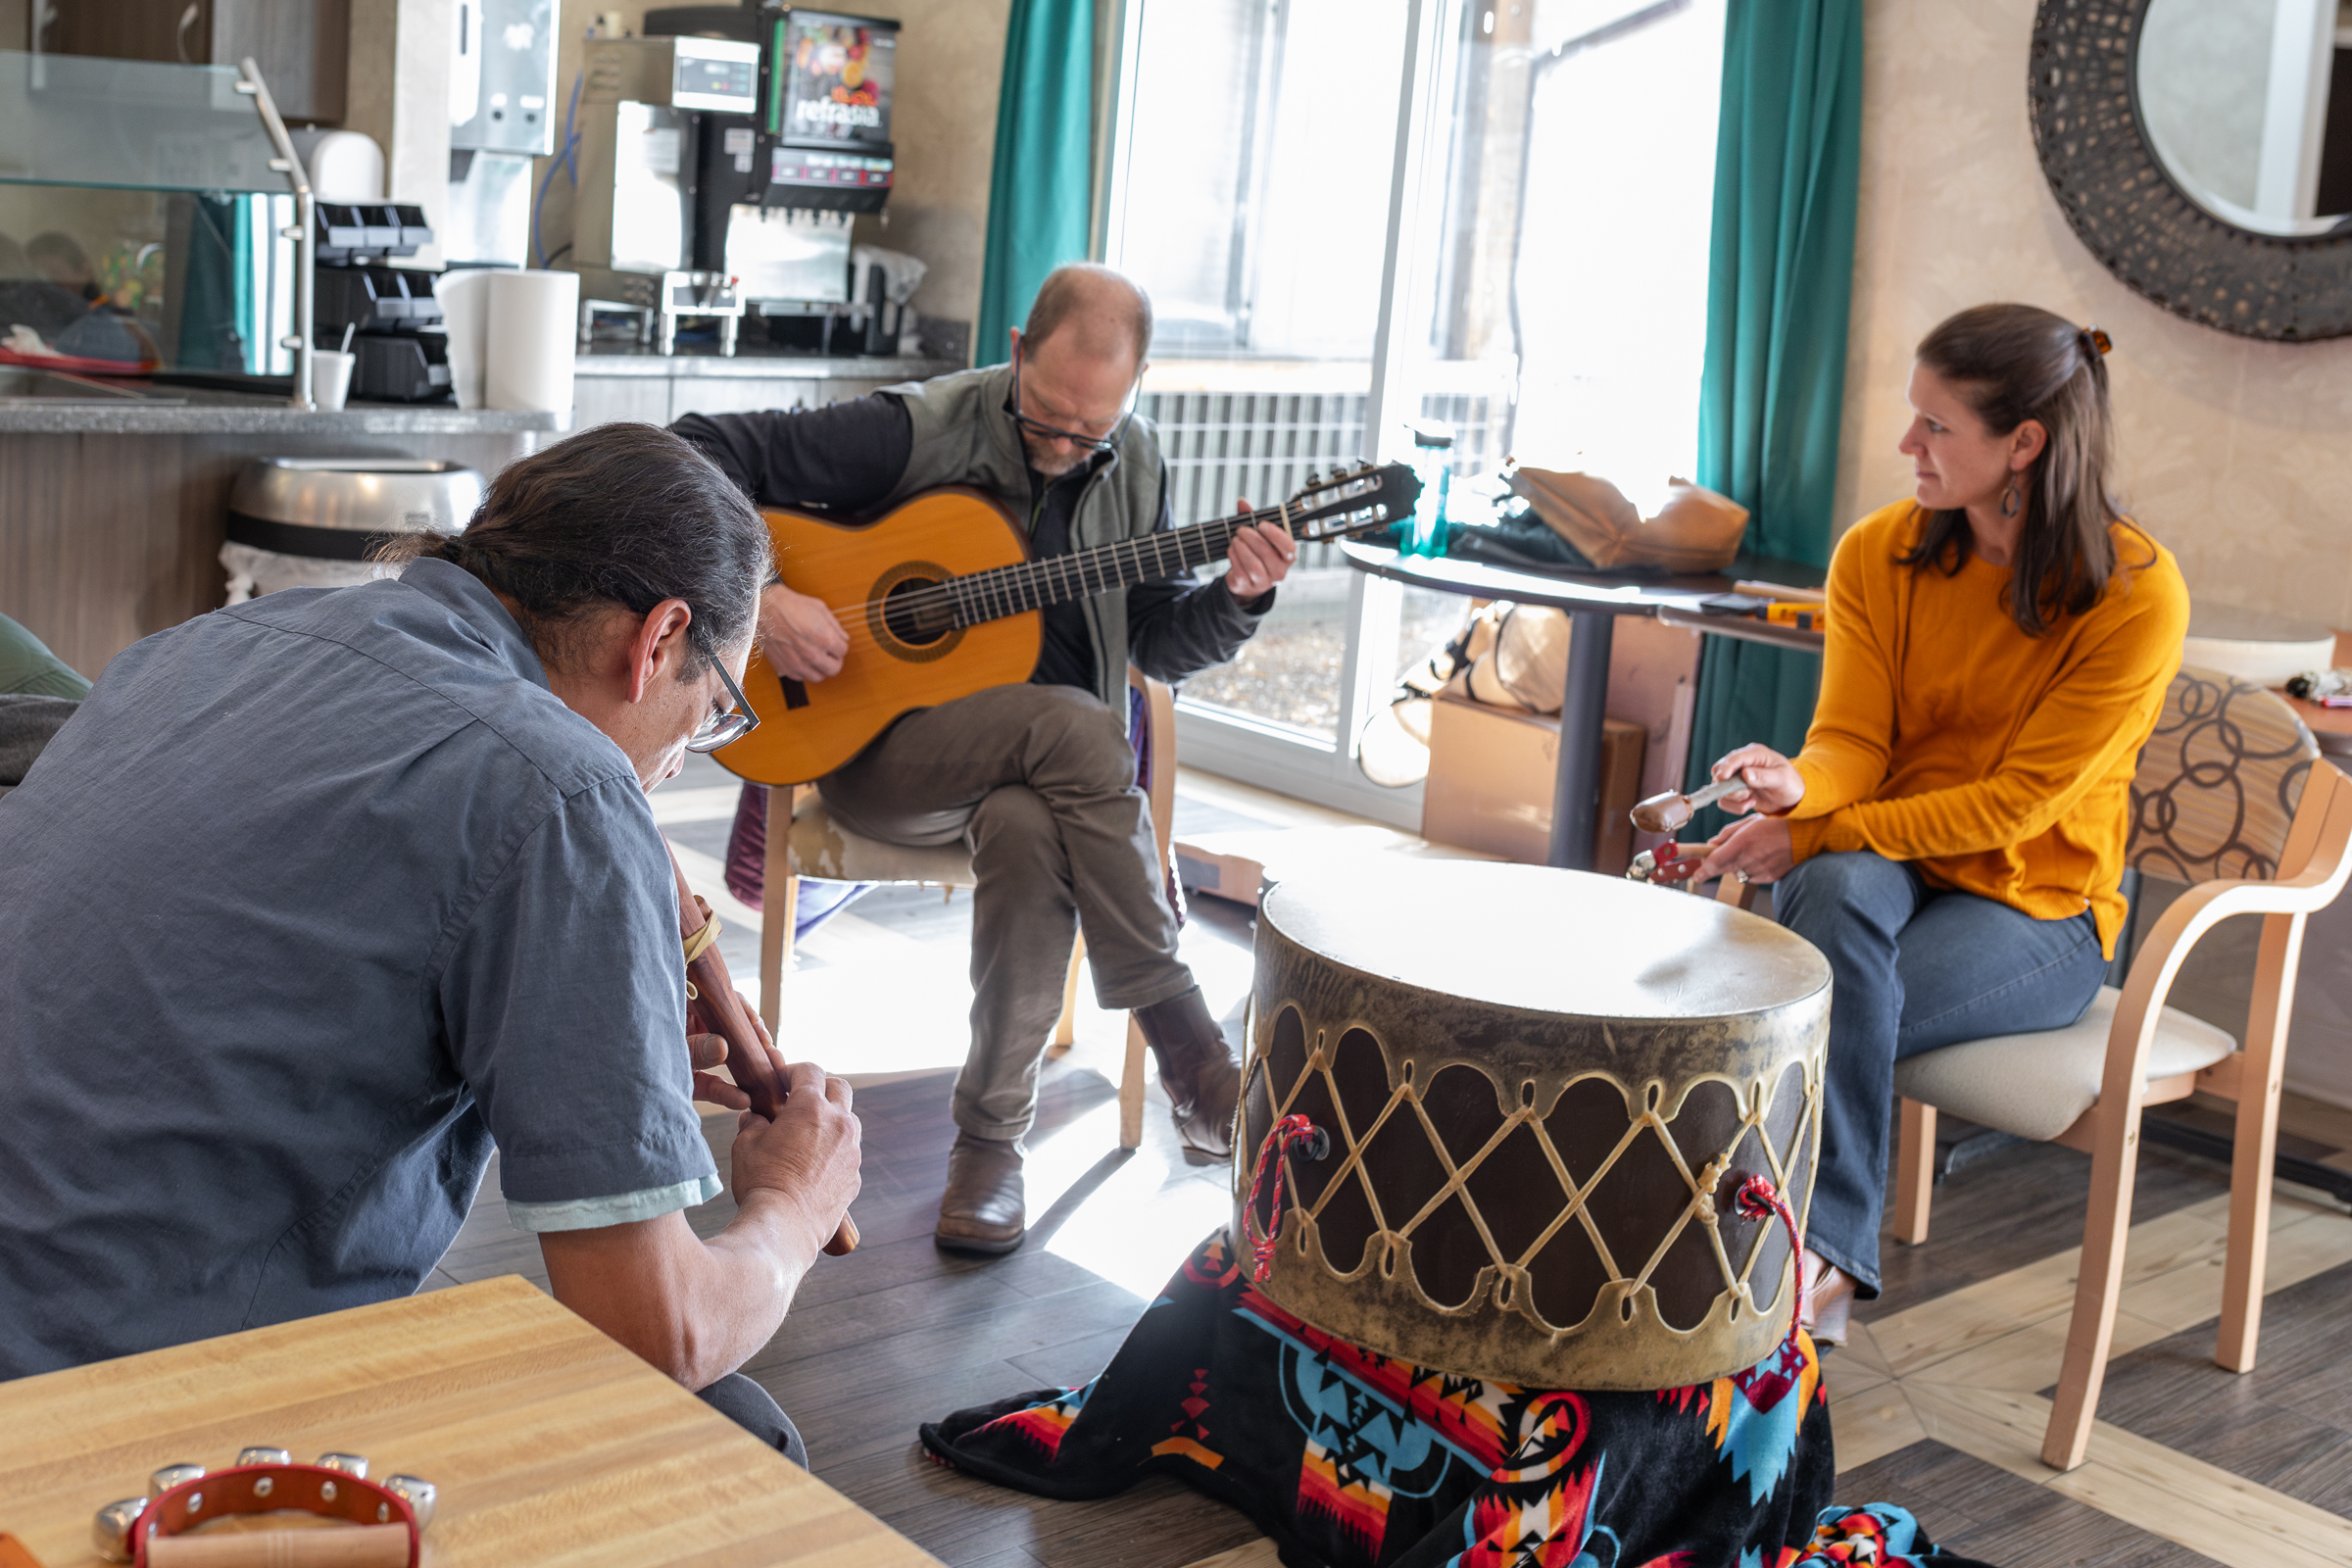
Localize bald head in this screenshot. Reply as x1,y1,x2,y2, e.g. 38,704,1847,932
1021,263,1152,373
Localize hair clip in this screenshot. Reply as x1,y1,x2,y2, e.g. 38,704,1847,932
2081,325,2112,356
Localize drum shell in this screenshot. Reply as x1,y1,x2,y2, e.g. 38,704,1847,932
1234,881,1827,1393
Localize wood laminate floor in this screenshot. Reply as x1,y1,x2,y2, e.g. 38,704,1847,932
431,761,2352,1566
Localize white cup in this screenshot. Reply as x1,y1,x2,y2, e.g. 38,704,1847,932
484,270,581,415
310,350,356,412
437,269,495,411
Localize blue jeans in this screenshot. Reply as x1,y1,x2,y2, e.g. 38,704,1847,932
1772,851,2109,1296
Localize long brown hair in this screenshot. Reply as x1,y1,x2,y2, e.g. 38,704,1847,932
1902,304,2137,636
376,422,769,674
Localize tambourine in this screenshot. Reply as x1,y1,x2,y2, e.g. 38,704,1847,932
92,1450,435,1567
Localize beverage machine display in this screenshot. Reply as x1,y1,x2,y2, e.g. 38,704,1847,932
571,3,903,355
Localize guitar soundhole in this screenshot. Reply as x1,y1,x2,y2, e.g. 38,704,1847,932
880,576,956,647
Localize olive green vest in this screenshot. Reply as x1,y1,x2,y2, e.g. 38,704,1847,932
882,364,1164,725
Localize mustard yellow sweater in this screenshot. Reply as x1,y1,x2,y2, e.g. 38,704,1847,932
1786,501,2188,957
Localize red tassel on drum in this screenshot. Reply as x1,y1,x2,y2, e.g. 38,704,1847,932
1244,1114,1329,1283
1735,1173,1805,1352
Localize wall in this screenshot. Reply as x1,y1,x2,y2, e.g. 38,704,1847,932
849,0,1010,339
344,0,456,268
1836,0,2352,634
531,0,1008,339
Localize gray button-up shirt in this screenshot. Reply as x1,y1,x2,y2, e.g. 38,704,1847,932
0,560,715,1377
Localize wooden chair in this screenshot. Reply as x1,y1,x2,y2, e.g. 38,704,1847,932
756,669,1178,1151
1884,669,2352,1470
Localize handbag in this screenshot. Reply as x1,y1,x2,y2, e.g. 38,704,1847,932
1508,467,1749,573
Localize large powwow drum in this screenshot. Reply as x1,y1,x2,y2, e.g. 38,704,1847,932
1234,860,1831,1392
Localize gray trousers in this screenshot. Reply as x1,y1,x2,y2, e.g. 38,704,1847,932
818,683,1195,1139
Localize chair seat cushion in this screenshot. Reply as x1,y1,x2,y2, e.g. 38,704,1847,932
788,795,977,886
1891,985,2237,1143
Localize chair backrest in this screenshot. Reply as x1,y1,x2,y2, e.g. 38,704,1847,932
2129,666,2320,884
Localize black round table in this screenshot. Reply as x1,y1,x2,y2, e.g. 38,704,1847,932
1343,540,1825,871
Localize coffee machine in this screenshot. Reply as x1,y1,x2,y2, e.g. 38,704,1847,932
446,0,562,267
569,4,901,355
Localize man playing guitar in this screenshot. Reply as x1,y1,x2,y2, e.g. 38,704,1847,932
675,263,1296,1255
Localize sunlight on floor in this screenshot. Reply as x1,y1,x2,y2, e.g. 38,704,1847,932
757,873,1263,1082
1023,1096,1236,1302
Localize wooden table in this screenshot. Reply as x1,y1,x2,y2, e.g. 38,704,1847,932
1343,541,1826,871
0,1277,938,1568
2284,631,2352,760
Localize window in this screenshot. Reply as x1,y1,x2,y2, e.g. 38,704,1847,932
1104,0,1724,822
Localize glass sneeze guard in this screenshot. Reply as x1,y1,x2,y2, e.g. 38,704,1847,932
0,52,287,195
0,49,316,406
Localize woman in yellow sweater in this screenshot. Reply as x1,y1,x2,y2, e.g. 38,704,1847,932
1690,303,2188,1344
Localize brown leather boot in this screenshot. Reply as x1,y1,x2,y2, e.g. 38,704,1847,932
1133,986,1245,1158
935,1131,1027,1254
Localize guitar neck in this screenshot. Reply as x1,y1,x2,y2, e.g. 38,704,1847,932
948,505,1296,627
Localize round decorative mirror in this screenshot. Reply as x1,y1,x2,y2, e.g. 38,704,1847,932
2139,0,2352,236
2032,0,2352,340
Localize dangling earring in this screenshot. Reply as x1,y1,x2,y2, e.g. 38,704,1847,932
2000,474,2022,519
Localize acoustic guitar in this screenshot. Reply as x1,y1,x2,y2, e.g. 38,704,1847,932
713,462,1422,786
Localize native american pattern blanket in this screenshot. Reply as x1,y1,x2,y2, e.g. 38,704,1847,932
921,1231,1993,1568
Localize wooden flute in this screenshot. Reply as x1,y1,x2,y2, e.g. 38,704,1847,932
668,851,858,1255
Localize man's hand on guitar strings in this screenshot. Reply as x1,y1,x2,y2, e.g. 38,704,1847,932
1223,499,1298,601
759,582,850,681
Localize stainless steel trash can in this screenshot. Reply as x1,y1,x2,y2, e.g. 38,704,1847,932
220,457,486,602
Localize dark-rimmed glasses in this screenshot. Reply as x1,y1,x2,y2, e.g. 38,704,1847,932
686,652,760,754
1005,336,1142,454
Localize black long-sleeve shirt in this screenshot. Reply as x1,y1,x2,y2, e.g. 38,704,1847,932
673,394,1271,691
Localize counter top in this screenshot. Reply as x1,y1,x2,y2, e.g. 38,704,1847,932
574,350,960,380
0,386,570,436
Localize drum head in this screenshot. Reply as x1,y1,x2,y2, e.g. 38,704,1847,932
1260,860,1828,1021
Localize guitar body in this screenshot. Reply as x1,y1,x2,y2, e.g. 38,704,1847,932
715,487,1043,786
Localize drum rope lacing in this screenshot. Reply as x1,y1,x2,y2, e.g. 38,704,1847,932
1250,1033,1819,1328
1734,1172,1805,1351
1243,1113,1330,1283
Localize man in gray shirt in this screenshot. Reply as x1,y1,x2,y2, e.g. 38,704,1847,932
0,424,858,1457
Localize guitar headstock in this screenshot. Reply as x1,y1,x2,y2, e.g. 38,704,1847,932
1278,462,1424,542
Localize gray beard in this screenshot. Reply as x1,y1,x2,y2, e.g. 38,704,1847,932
1021,434,1090,480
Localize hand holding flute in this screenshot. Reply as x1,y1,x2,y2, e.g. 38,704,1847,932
671,850,859,1256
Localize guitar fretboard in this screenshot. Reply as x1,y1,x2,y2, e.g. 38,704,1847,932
945,496,1401,629
948,505,1318,627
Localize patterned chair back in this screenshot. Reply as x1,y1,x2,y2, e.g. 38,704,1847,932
2128,666,2321,884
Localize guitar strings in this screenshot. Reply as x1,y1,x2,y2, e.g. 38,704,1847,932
811,506,1275,624
800,493,1383,627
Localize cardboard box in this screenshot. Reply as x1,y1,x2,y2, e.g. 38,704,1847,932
1174,824,1498,907
1421,696,1646,871
1602,617,1703,858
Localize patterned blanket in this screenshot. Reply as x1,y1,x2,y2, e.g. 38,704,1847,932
921,1231,1991,1568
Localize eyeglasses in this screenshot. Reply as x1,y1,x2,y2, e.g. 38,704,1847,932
686,653,760,754
1005,337,1141,454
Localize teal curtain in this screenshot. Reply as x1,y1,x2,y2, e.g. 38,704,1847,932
975,0,1097,367
1684,0,1865,807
